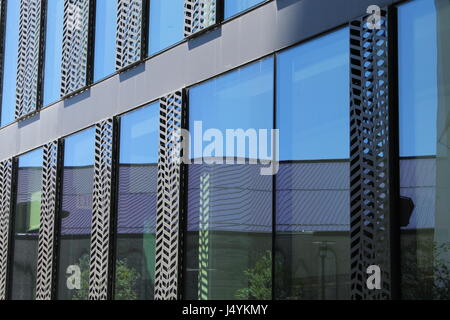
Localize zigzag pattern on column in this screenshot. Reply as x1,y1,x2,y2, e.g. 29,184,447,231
36,141,59,300
349,8,391,300
0,159,13,300
154,90,184,300
184,0,217,37
88,119,114,300
116,0,143,70
16,0,43,119
61,0,91,96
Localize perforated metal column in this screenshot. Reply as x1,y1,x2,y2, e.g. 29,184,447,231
61,0,92,96
154,90,184,300
0,159,13,300
116,0,144,70
16,0,44,119
88,118,115,300
36,141,59,300
184,0,218,37
349,8,393,300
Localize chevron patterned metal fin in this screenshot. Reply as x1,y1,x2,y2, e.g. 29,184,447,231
184,0,217,37
36,141,59,300
15,0,44,119
61,0,92,96
0,159,13,300
198,172,210,300
116,0,143,70
154,90,184,300
88,118,115,300
349,8,392,300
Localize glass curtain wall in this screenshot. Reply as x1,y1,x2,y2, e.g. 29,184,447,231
224,0,266,19
184,57,274,300
10,148,44,300
114,103,159,300
148,0,184,55
56,128,95,300
94,0,118,81
275,27,350,300
398,0,450,300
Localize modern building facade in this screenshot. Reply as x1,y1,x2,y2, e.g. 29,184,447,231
0,0,448,300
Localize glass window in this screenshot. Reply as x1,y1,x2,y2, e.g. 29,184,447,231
275,28,350,300
43,0,64,106
398,0,450,300
94,0,118,81
114,103,159,300
148,0,184,55
10,148,44,300
56,128,95,300
184,57,274,300
224,0,265,19
1,0,20,126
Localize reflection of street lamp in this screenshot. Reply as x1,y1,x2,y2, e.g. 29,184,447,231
312,241,336,300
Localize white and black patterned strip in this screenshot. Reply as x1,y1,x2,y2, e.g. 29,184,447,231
0,159,13,300
184,0,217,37
61,0,91,96
154,91,183,300
349,9,391,300
88,119,114,300
116,0,143,70
16,0,43,119
36,141,59,300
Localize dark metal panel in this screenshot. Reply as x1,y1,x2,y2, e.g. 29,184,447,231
35,141,58,300
88,118,114,300
15,0,44,119
0,158,12,300
116,0,144,70
349,7,393,300
154,90,184,300
61,0,92,96
184,0,218,37
0,0,7,123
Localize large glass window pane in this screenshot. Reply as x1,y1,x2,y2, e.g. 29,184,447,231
114,103,159,300
275,28,350,300
1,0,20,126
398,0,450,300
148,0,184,55
184,57,274,300
56,128,95,300
43,0,64,106
10,148,44,300
94,0,118,81
224,0,265,19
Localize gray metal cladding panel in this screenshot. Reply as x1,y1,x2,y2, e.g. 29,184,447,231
116,0,143,70
16,0,43,119
154,91,184,300
349,8,391,300
88,118,114,300
36,141,58,300
61,0,91,96
0,159,12,300
184,0,217,37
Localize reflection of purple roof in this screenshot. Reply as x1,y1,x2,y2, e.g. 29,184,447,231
187,162,350,233
16,158,435,236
